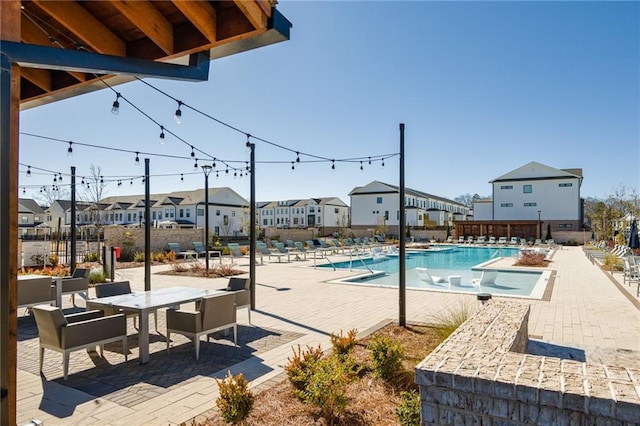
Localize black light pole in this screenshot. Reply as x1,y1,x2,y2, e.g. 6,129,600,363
246,141,256,310
144,158,151,291
537,210,542,239
70,166,76,272
202,165,212,272
399,123,406,327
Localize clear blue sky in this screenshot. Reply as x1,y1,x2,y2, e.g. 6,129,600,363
19,1,639,206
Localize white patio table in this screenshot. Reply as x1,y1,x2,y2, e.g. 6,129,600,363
87,286,226,363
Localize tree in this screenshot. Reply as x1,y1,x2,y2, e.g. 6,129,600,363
218,215,235,237
34,186,69,208
545,222,552,241
80,165,108,243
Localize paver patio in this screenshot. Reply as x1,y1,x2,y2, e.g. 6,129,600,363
16,246,640,425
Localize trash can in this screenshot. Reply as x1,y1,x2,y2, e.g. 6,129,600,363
113,247,121,259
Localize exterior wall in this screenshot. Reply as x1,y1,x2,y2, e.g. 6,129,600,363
104,226,203,253
351,193,399,227
195,205,247,236
415,300,639,424
472,202,493,220
492,177,581,221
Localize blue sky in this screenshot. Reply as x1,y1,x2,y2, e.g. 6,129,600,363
19,1,639,205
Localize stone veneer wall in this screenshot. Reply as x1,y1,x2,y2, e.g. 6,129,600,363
104,226,203,253
415,300,640,424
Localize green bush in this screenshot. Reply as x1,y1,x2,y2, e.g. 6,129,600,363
88,269,106,284
368,335,404,379
330,328,358,357
215,371,254,425
133,251,145,262
298,354,357,423
397,390,421,426
285,344,323,395
83,252,98,262
429,301,474,341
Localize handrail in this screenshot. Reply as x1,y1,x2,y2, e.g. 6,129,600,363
349,248,374,273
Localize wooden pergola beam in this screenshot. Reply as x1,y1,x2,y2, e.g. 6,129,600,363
111,0,174,55
172,0,217,44
32,0,126,56
21,67,51,91
233,0,268,31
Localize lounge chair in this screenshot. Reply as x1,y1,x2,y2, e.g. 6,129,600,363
167,242,190,259
497,237,508,245
415,267,447,284
509,237,519,246
477,236,486,244
458,236,465,244
293,241,308,260
257,242,288,263
466,236,474,244
446,236,454,243
193,241,217,258
487,236,496,245
227,243,248,262
166,292,237,360
273,242,292,262
32,305,127,380
471,270,498,287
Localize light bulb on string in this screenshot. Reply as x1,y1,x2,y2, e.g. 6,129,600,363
159,126,165,144
81,177,85,185
296,152,300,163
360,161,363,171
381,158,385,167
190,146,195,158
117,180,122,187
174,101,182,124
245,162,249,171
239,171,243,178
142,177,145,184
58,173,63,182
291,162,295,172
368,157,371,165
26,166,31,177
100,176,104,184
225,167,229,175
180,174,184,182
233,170,237,178
130,179,133,185
111,93,120,114
135,152,140,165
22,187,26,195
331,160,335,171
67,142,73,158
39,187,43,193
193,159,198,170
212,158,216,169
53,175,57,184
215,171,219,178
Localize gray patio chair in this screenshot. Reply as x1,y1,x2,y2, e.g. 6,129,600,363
58,267,90,306
87,280,158,332
166,292,237,360
18,276,55,310
32,305,127,380
217,277,251,324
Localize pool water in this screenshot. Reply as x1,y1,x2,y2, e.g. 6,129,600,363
320,246,549,298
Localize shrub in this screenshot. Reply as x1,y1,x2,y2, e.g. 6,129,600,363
396,390,421,426
49,254,59,267
330,328,358,357
83,252,98,262
88,269,107,284
430,301,474,341
215,371,254,425
298,354,357,422
166,250,176,262
604,253,623,271
150,251,158,262
240,246,249,255
514,251,547,266
368,335,404,379
156,251,165,262
211,263,240,277
285,344,323,395
171,261,191,273
133,251,145,262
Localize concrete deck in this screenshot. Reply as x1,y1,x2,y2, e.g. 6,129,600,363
16,246,640,425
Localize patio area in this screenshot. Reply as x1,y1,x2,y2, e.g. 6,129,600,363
16,246,640,425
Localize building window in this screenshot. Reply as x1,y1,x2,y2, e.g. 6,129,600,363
231,211,235,217
385,211,389,220
559,183,573,187
309,207,315,213
335,208,339,214
377,197,382,204
216,209,220,216
523,185,532,193
558,223,573,229
197,208,204,216
524,203,537,207
223,215,229,226
293,218,298,225
179,209,184,218
165,209,170,216
21,215,28,223
127,213,131,221
186,209,190,218
263,219,268,226
500,185,513,189
316,217,320,224
152,211,157,220
500,203,513,207
133,213,137,221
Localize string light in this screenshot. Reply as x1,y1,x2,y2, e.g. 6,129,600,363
22,187,26,194
53,175,57,184
58,173,63,182
212,158,216,168
193,159,198,170
296,152,300,163
81,177,85,185
331,160,335,171
130,179,133,185
100,176,104,184
368,157,371,165
174,101,183,124
291,162,295,171
180,173,184,182
117,180,122,187
215,171,219,178
190,146,195,158
135,152,140,165
111,93,120,115
360,161,363,171
26,166,31,177
382,158,385,167
159,126,165,144
67,141,73,158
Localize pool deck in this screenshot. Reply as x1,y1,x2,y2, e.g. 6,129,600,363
16,245,640,425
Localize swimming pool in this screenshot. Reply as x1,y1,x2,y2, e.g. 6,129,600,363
320,246,550,298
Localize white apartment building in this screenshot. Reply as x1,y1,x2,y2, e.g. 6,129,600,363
349,181,471,232
258,197,349,230
45,187,249,237
473,161,583,231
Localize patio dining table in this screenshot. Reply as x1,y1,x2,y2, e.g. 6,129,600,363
87,286,226,363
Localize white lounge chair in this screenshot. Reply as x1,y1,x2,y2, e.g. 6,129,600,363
446,236,454,243
471,270,498,287
509,237,519,246
415,267,447,284
458,236,465,244
466,236,474,244
487,236,496,245
477,236,486,244
498,237,508,245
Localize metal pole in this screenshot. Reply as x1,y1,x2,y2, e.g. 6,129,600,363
399,123,406,327
201,165,212,272
71,166,76,271
247,142,256,309
144,158,150,291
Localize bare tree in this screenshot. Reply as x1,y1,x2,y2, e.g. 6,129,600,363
218,215,235,237
80,165,108,243
34,186,70,208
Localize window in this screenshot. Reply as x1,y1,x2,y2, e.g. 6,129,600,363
179,209,184,218
186,209,190,218
376,197,382,204
152,211,157,220
559,183,573,187
216,209,220,216
263,219,268,225
523,185,532,193
231,211,235,217
384,211,389,220
127,213,131,221
223,215,229,225
133,213,137,221
169,210,174,218
309,207,315,213
316,217,320,224
559,223,573,229
524,203,537,207
158,211,162,219
500,203,513,207
197,208,204,216
335,208,339,214
21,215,28,223
500,185,513,189
293,217,298,225
165,209,170,216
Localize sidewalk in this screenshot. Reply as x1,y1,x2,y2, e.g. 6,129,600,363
16,246,640,425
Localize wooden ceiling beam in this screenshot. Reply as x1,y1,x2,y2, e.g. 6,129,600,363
172,0,217,43
31,0,126,56
111,0,174,55
21,67,51,92
233,0,268,31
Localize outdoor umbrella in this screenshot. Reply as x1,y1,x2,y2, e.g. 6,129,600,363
628,218,639,252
